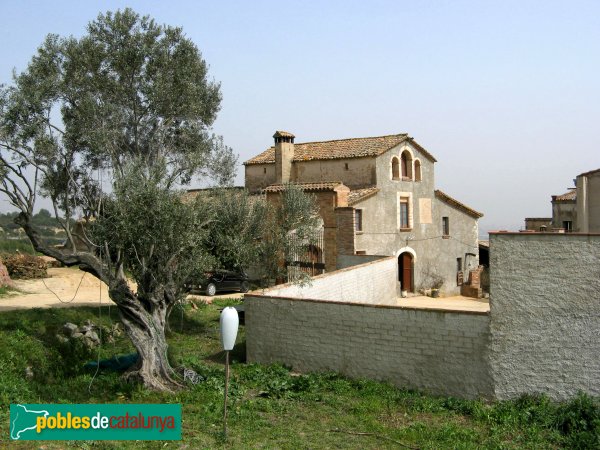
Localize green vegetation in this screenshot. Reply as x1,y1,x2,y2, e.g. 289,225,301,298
0,209,66,251
1,303,598,449
0,285,19,297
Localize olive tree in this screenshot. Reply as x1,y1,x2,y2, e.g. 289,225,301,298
206,184,322,285
0,9,235,391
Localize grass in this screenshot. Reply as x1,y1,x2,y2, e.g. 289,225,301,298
0,239,37,255
0,286,20,297
0,300,598,449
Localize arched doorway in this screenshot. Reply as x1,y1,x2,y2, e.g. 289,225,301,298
398,252,413,292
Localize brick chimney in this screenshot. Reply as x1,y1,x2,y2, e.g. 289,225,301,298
274,131,295,184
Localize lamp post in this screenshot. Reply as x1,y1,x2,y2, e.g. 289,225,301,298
220,306,239,440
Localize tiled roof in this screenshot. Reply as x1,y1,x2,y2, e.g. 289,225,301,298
244,134,437,165
554,189,576,201
273,130,295,138
348,187,380,205
264,182,347,193
435,190,483,219
182,187,244,203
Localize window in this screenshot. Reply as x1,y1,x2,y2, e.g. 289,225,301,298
355,209,363,232
563,221,572,232
457,257,462,271
401,153,408,178
391,157,400,179
356,250,366,255
400,198,410,229
414,160,422,181
345,162,349,170
400,150,413,180
442,216,450,236
263,167,267,174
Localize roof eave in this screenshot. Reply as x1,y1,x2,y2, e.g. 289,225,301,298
348,188,380,206
435,189,483,219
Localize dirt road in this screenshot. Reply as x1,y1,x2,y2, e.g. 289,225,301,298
1,267,242,312
0,267,114,311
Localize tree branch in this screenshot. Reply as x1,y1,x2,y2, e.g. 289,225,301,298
14,211,110,285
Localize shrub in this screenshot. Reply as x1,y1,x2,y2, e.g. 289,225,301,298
555,393,600,448
2,253,47,279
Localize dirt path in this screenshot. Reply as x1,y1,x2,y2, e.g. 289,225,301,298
1,267,243,312
0,267,114,311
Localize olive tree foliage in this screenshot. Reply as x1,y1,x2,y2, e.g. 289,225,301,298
0,9,236,391
206,183,322,285
202,188,269,273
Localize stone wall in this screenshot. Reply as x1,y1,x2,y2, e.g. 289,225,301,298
245,232,600,401
336,254,387,270
245,163,276,193
294,157,377,189
246,256,492,399
246,296,492,399
489,232,600,400
257,256,398,305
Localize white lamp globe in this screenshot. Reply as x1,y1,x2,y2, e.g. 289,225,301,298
220,307,239,351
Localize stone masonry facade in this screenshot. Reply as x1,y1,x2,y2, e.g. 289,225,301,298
489,232,600,400
246,235,600,400
245,131,484,296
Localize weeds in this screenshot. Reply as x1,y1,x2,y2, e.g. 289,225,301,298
0,304,598,449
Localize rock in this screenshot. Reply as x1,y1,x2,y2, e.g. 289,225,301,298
55,334,69,344
24,366,34,380
85,330,100,343
72,332,84,339
111,323,122,336
0,261,14,287
63,322,78,336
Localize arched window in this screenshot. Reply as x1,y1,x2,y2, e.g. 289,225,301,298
400,150,413,180
391,157,400,180
414,160,421,181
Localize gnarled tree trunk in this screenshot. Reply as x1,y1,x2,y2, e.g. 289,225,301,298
110,280,182,392
17,213,183,392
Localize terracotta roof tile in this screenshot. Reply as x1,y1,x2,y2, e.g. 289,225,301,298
554,189,576,201
244,134,437,165
182,187,244,203
435,190,483,219
273,130,295,138
348,187,380,205
264,182,347,193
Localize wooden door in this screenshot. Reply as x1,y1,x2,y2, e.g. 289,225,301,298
399,252,413,292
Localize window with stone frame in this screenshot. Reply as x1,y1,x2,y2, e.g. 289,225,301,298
442,216,450,236
355,209,363,232
400,150,413,180
400,198,410,229
391,157,400,180
414,160,422,181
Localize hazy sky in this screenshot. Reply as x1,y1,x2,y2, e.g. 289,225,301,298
1,0,599,234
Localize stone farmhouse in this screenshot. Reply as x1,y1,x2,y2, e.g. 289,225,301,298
525,168,600,233
244,131,483,296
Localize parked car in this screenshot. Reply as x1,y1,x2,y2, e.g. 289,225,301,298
185,270,250,296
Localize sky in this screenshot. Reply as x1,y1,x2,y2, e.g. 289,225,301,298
1,0,599,234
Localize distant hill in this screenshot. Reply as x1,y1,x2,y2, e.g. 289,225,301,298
0,209,67,252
